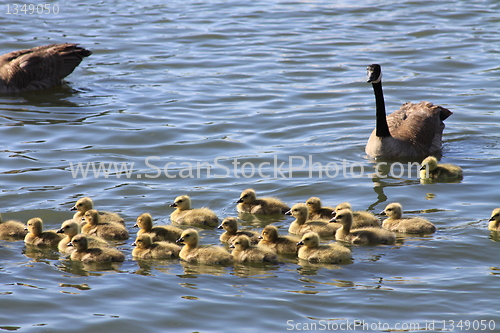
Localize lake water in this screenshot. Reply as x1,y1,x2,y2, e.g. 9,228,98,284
1,0,500,332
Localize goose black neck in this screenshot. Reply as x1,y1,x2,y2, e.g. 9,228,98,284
372,81,391,137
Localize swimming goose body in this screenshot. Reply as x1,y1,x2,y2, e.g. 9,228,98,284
365,64,452,158
0,43,91,93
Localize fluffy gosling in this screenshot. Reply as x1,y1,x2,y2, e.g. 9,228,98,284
305,197,334,220
488,208,500,231
0,213,28,240
381,203,436,234
57,219,109,254
69,234,124,262
230,235,278,264
176,229,232,265
236,188,290,215
332,202,380,228
82,209,129,240
420,156,463,182
134,213,182,243
24,218,63,247
132,234,181,259
258,225,299,254
333,209,396,245
70,197,124,225
297,232,351,264
286,203,341,237
217,217,259,244
169,195,219,228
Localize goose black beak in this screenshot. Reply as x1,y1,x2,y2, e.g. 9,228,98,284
70,206,77,211
170,203,177,207
285,210,292,216
236,198,243,203
176,237,184,244
296,241,304,246
56,228,65,233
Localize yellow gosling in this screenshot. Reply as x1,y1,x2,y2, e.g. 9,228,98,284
69,234,124,262
258,225,299,254
82,209,129,240
333,202,380,228
24,218,63,247
488,208,500,231
305,197,334,220
333,209,396,245
134,213,182,243
420,156,463,181
286,203,341,237
381,203,436,234
217,217,259,244
169,195,219,228
297,232,351,264
230,235,278,264
0,213,28,240
132,234,181,259
236,188,290,215
176,229,232,265
70,197,124,225
57,219,109,254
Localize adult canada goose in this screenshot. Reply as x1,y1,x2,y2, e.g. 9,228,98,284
169,195,219,227
258,225,300,254
217,217,259,244
365,64,453,159
70,197,124,225
332,202,381,228
333,209,396,245
82,209,129,240
24,217,63,247
134,213,182,243
0,213,28,240
296,232,351,264
230,235,278,264
381,202,436,234
236,189,290,215
286,203,341,237
420,156,463,181
487,208,500,231
69,234,125,262
132,234,181,259
0,43,91,93
57,219,109,254
176,229,233,265
305,197,334,220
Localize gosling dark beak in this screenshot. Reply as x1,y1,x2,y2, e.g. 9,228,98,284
229,244,235,249
258,235,263,239
176,237,184,244
420,165,426,171
285,210,292,216
331,211,336,217
56,228,64,233
329,217,337,223
70,206,77,211
170,203,177,207
489,217,495,222
380,211,387,216
132,242,137,246
296,241,304,246
133,223,139,228
236,198,243,203
67,242,74,247
217,224,223,229
24,227,28,231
